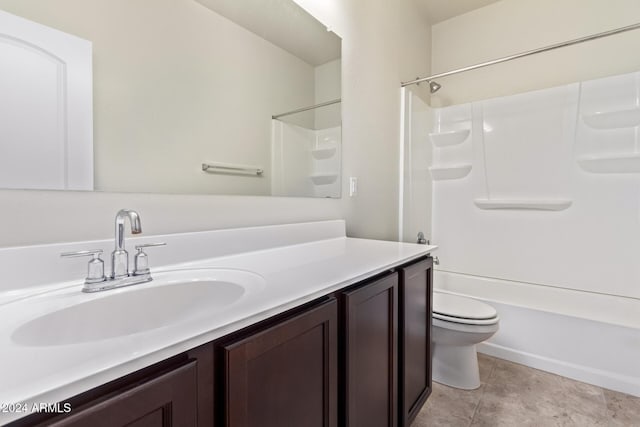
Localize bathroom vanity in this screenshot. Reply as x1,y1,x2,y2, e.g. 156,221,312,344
0,221,435,427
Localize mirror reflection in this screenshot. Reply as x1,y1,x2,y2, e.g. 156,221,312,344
0,0,342,197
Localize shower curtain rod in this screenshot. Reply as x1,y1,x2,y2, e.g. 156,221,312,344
272,98,341,119
401,21,640,88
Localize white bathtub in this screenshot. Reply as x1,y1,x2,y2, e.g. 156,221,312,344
435,270,640,397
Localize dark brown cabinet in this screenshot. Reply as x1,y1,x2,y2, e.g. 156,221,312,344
220,298,338,427
341,273,398,427
398,258,433,426
43,361,198,427
11,345,215,427
187,344,216,427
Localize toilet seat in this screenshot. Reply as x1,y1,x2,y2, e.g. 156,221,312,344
432,316,499,334
433,292,499,325
433,312,499,326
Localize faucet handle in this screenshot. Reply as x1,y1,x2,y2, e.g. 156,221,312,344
61,249,103,258
133,243,166,276
135,242,167,250
61,249,106,284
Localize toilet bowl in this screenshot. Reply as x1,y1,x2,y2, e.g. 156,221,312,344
432,292,499,390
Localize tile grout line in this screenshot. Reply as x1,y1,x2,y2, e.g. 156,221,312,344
601,388,617,427
468,359,498,426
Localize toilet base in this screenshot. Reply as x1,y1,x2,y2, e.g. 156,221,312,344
432,342,481,390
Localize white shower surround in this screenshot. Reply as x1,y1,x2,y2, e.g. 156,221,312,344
432,71,640,300
403,70,640,397
271,120,341,198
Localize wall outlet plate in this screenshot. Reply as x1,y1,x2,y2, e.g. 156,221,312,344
349,177,358,197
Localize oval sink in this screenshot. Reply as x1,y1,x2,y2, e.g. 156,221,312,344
11,269,264,346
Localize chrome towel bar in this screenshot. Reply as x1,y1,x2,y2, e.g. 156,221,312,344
202,162,264,176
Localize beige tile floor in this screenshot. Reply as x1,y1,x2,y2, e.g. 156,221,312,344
413,354,640,427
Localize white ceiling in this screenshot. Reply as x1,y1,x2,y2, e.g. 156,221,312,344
416,0,502,24
195,0,341,66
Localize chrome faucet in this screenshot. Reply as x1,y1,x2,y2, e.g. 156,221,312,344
112,209,142,279
61,209,165,292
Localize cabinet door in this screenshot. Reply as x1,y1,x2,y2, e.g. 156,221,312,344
399,257,433,426
48,361,198,427
342,273,398,427
222,299,338,427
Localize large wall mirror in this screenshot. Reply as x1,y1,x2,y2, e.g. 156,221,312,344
0,0,342,198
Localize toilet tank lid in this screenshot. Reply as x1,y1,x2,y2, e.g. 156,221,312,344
433,292,498,320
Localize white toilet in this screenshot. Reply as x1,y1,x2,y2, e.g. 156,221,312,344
431,292,499,390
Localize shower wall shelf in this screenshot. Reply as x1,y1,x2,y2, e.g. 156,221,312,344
429,129,471,147
429,165,472,181
310,173,338,185
577,153,640,173
582,107,640,129
311,147,337,159
474,199,572,211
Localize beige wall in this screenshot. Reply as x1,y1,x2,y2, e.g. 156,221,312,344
296,0,432,240
431,0,640,106
0,0,431,247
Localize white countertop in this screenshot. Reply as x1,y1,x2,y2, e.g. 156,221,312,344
0,228,435,425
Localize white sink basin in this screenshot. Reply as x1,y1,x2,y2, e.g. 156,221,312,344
11,269,264,346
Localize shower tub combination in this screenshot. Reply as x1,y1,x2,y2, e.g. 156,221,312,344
400,23,640,397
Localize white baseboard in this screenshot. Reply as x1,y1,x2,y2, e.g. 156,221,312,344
478,342,640,397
